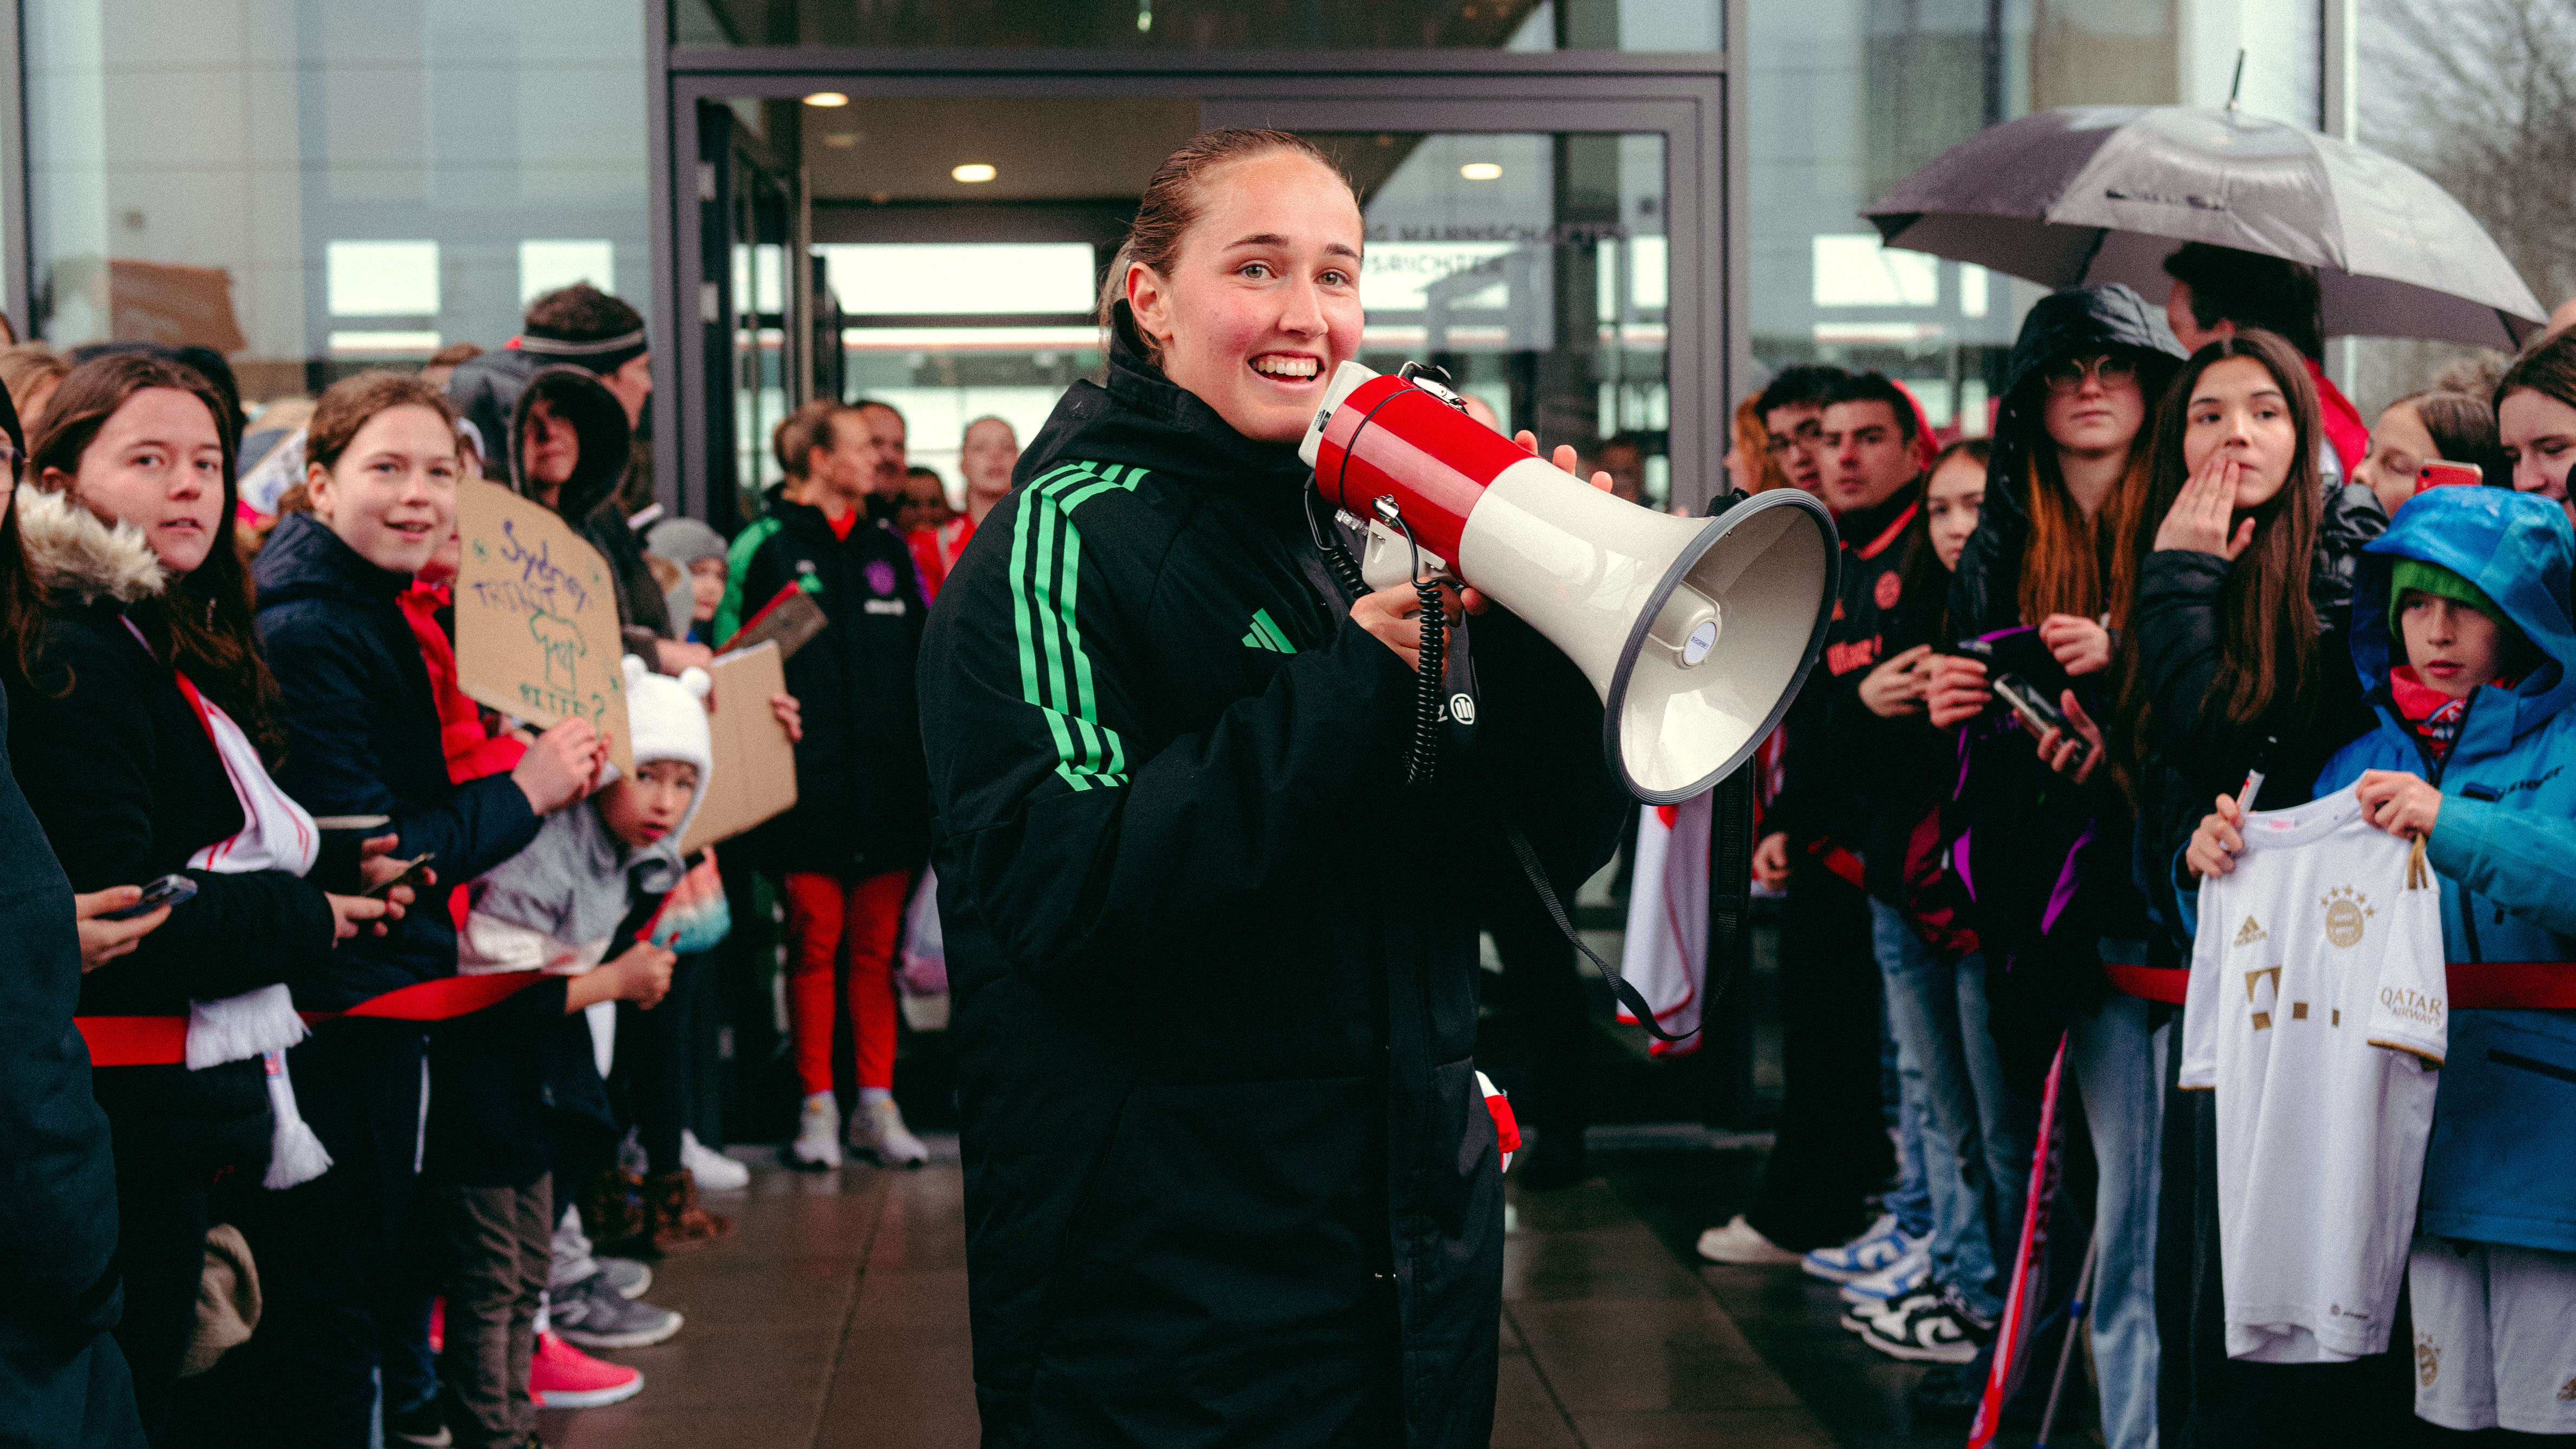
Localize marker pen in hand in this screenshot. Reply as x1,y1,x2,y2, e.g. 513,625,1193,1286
2235,735,2279,813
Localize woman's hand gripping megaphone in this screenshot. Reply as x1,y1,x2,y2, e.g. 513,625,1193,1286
1348,430,1613,671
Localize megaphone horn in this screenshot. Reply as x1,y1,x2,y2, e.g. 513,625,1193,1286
1299,361,1839,804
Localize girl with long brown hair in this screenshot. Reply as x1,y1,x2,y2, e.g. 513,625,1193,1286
4,354,413,1439
2118,327,2390,1442
1916,284,2183,1444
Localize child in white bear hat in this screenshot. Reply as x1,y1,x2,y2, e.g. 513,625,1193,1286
431,657,720,1446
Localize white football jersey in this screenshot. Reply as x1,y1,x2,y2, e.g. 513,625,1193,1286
2182,784,2448,1363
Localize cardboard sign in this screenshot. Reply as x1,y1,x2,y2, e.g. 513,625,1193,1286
717,583,827,662
454,478,633,778
680,642,800,854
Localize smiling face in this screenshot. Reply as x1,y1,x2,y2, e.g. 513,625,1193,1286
2500,387,2576,519
2182,355,2299,511
2399,592,2508,699
50,387,226,576
1924,452,1985,573
2353,400,2440,521
308,404,461,576
2039,352,2148,461
1817,399,1917,514
1128,150,1365,445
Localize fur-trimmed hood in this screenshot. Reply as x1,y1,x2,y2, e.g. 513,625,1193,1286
15,487,166,606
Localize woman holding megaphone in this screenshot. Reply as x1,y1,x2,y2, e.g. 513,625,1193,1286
918,129,1629,1446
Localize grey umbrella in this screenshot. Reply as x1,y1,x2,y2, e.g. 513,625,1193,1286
1863,105,2545,350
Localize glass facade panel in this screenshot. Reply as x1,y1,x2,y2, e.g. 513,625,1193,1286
25,0,651,406
1747,0,2333,433
671,0,1717,52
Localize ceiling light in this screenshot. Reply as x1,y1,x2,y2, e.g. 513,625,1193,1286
1460,162,1502,181
803,91,849,107
952,163,997,184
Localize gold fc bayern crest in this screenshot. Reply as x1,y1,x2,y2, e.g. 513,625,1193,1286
2320,885,2374,949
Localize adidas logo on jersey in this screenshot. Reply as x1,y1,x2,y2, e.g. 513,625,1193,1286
2235,916,2267,947
1240,608,1297,655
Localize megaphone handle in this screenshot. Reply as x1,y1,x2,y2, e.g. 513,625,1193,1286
1505,828,1698,1044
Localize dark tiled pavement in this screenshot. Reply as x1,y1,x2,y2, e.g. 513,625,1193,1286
539,1137,2092,1448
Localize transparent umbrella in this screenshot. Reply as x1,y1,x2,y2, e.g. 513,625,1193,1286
1862,105,2545,350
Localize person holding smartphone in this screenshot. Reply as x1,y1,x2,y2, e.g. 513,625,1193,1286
1917,284,2184,1441
917,129,1624,1446
3,355,419,1439
2351,390,2508,521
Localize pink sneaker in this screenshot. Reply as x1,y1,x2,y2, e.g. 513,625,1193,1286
528,1329,644,1409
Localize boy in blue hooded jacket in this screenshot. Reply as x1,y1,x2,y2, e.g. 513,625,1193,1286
2192,484,2576,1435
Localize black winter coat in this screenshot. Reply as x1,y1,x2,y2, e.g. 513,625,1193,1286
718,498,932,877
2129,484,2385,945
0,675,123,1346
0,688,138,1446
919,311,1625,1448
1767,487,1916,861
453,351,671,655
6,495,338,1145
254,512,542,1009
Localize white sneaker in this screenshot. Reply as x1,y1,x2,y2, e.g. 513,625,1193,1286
1802,1212,1913,1284
849,1095,930,1168
788,1093,842,1170
682,1130,750,1191
1695,1214,1802,1265
1839,1237,1933,1306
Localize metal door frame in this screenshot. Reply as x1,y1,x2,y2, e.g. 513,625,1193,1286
648,15,1746,521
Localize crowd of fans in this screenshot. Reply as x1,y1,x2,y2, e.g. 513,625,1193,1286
0,282,993,1449
1693,243,2576,1446
8,226,2576,1449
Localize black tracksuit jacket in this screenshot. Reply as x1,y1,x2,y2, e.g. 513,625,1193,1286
716,494,932,878
918,314,1626,1448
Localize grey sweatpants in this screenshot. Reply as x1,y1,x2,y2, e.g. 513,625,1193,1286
439,1174,553,1449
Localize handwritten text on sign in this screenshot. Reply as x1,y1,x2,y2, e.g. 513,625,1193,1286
453,478,633,776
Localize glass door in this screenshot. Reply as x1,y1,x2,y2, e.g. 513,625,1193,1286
698,101,809,535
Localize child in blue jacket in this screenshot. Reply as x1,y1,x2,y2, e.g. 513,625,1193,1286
2193,484,2576,1436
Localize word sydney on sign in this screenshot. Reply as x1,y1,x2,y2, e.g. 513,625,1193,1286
454,478,633,777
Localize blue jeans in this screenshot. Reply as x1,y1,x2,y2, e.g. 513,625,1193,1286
2069,947,2166,1449
1869,899,2025,1322
1882,984,1934,1243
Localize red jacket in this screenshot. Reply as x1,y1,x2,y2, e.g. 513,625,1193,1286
907,514,976,599
2305,357,2370,482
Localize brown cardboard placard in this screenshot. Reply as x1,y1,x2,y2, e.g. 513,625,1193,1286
679,641,799,854
453,478,633,778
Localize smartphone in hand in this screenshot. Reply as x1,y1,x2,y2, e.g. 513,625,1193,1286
2415,460,2485,493
100,873,197,920
366,853,437,899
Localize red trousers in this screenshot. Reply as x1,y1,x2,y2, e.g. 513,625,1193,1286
781,870,911,1095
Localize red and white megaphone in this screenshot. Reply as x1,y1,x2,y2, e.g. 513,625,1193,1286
1300,362,1838,804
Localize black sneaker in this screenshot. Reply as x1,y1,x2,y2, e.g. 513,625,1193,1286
385,1397,450,1448
1906,1361,1982,1425
1858,1286,1995,1365
1841,1283,1941,1335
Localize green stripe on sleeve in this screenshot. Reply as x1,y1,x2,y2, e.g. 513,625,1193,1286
1005,461,1148,791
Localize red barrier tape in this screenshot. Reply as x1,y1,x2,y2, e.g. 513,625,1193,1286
77,971,552,1068
2106,961,2576,1010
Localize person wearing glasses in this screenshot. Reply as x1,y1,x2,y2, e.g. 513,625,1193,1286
1755,364,1847,497
1916,284,2187,1440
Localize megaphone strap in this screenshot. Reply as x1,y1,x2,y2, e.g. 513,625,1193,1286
1507,828,1698,1043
